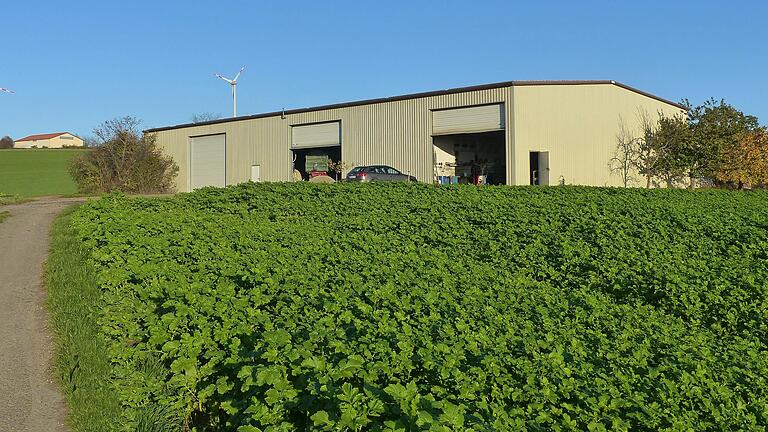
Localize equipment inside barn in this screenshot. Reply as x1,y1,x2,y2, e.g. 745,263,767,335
292,147,341,180
433,131,506,185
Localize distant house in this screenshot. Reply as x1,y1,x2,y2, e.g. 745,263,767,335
14,132,84,149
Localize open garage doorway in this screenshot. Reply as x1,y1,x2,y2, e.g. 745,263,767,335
431,103,506,185
433,131,506,185
292,146,342,181
291,121,342,181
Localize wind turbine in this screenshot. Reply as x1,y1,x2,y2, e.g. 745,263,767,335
0,87,14,94
215,66,245,117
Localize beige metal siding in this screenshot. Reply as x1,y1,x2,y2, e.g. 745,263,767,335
432,104,505,135
190,134,226,189
148,118,293,192
153,87,514,191
291,122,341,148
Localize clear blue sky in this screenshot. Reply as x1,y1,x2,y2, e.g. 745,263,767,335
1,0,766,139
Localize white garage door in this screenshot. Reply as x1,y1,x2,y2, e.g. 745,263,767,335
432,104,505,135
190,134,226,189
292,121,341,148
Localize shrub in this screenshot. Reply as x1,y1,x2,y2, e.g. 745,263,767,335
0,135,13,149
69,117,178,194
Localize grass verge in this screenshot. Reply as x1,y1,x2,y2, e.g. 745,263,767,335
0,210,8,223
0,193,29,206
45,206,121,431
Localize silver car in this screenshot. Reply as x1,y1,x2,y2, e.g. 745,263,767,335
346,165,417,182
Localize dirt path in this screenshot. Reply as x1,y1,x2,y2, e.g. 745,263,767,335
0,197,85,431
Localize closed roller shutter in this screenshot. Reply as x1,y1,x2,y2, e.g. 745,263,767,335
190,134,226,189
432,104,505,135
292,121,341,148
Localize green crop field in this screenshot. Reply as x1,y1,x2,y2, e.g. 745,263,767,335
0,148,88,197
55,183,768,431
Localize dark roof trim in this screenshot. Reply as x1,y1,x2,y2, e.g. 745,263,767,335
610,82,687,111
145,80,685,133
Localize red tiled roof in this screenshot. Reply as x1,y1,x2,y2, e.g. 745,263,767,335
15,132,68,142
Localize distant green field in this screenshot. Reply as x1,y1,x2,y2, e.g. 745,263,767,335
0,149,89,197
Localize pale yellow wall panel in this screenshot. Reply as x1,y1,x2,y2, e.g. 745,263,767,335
512,84,684,187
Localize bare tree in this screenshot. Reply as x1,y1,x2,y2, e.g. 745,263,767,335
327,159,354,181
609,116,641,187
81,135,100,148
69,116,178,193
634,109,663,188
191,112,222,123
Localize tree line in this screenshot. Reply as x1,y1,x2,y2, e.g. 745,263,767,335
610,99,766,189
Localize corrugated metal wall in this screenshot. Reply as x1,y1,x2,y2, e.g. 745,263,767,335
151,83,681,191
152,87,513,191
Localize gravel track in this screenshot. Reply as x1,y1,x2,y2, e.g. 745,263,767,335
0,198,85,431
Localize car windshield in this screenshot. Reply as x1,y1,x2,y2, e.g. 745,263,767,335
349,167,365,173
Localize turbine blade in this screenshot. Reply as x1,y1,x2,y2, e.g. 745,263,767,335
0,87,14,93
233,66,244,82
215,74,233,84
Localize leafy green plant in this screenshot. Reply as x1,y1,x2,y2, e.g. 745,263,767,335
65,184,768,430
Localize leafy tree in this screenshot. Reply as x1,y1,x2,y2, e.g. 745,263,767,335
714,128,768,188
609,117,640,187
651,113,691,187
69,116,178,194
0,135,13,149
684,99,759,188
